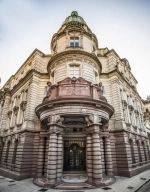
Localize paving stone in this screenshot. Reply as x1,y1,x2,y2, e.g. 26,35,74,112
0,170,150,192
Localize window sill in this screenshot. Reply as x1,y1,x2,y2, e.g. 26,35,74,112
65,46,83,50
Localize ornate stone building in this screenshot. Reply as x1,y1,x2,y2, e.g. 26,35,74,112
143,97,150,146
0,11,150,188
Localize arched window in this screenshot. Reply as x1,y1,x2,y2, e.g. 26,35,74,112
137,140,142,162
12,139,18,164
129,139,135,164
5,141,10,163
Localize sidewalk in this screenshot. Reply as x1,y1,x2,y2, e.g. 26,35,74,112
0,170,150,192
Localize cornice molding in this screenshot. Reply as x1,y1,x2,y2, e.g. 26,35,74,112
101,69,141,99
35,97,114,120
47,50,102,72
10,69,48,96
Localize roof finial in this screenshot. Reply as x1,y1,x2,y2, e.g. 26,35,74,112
71,11,78,16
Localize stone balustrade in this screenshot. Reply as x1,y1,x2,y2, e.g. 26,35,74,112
43,77,107,102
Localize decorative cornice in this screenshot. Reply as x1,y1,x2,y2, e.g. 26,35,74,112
11,69,48,96
47,50,102,72
101,70,141,99
35,97,114,120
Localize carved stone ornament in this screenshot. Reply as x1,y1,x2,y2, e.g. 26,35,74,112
98,116,102,123
97,82,107,102
43,81,54,102
147,95,150,100
13,106,19,115
127,132,132,141
102,122,109,130
4,88,10,95
7,135,12,143
20,101,27,111
13,134,19,143
47,116,52,123
122,100,127,108
129,105,134,111
7,110,12,119
55,116,64,125
46,81,52,96
85,116,93,126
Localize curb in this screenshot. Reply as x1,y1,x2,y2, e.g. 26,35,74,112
134,178,150,192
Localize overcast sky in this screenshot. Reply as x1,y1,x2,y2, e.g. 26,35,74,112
0,0,150,99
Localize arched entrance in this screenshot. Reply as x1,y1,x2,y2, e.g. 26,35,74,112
64,142,86,171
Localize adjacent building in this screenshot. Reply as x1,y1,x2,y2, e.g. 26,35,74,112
143,97,150,146
0,11,149,188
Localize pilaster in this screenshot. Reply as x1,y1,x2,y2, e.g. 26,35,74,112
56,134,63,182
36,136,46,177
86,134,92,182
46,124,64,186
104,136,113,176
92,131,102,185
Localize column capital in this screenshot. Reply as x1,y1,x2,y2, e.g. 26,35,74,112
85,124,101,134
48,125,64,135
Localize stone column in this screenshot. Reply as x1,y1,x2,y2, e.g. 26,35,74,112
86,134,92,183
92,132,102,185
100,137,105,175
47,133,57,186
36,136,45,177
56,134,63,182
104,136,113,176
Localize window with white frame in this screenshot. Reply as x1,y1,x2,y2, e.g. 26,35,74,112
70,37,79,47
69,65,79,78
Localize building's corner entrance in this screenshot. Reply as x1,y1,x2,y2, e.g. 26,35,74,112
64,140,86,171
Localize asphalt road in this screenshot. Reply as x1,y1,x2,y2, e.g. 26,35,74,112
137,180,150,192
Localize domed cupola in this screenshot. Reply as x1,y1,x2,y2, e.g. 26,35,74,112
62,11,87,26
48,11,102,85
51,11,98,55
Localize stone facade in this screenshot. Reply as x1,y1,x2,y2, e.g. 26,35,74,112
0,11,150,188
143,97,150,147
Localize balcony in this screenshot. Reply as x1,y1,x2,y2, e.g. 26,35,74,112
43,77,107,103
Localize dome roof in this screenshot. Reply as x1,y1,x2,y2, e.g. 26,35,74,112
62,11,86,25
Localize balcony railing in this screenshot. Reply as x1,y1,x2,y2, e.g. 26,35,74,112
43,77,107,103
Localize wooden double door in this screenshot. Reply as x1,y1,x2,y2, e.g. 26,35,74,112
64,140,86,171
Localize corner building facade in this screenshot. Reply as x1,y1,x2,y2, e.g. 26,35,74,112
0,11,150,188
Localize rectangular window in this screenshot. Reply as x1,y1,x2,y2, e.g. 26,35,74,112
70,37,79,47
69,66,79,78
